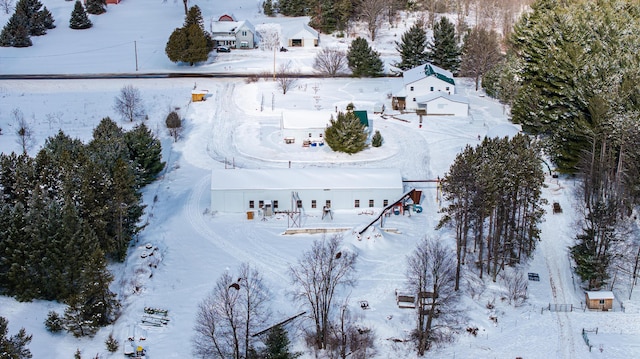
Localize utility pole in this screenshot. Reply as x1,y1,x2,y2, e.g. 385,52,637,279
134,41,139,71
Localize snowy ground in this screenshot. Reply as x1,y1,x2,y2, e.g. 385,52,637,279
2,76,640,359
1,0,640,357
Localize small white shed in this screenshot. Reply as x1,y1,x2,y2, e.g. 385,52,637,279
416,93,469,117
281,110,333,145
210,168,404,213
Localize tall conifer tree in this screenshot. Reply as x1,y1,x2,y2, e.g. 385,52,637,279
347,37,383,77
394,22,428,71
427,17,461,73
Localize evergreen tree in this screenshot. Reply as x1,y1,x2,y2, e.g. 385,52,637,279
394,22,428,71
105,333,119,353
263,0,274,16
45,311,63,333
346,37,383,77
125,122,165,187
427,16,461,73
110,158,144,260
165,27,188,63
165,5,213,66
85,0,106,15
0,316,33,359
510,0,640,172
63,293,92,337
40,6,55,29
324,111,368,154
371,130,383,147
261,325,300,359
77,248,119,328
0,9,32,47
69,1,92,30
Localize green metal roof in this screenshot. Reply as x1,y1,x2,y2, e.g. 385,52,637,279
353,110,369,127
425,64,455,85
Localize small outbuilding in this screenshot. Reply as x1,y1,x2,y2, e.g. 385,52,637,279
286,23,319,48
191,90,208,102
280,110,332,146
585,291,614,311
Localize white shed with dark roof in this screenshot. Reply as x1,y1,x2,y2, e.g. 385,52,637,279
210,168,404,213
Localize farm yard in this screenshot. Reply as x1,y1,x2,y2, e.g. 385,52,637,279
1,0,640,357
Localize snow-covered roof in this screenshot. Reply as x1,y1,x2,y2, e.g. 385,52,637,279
210,20,255,34
416,92,469,104
287,23,319,39
281,110,333,129
211,168,404,191
586,291,614,300
403,63,455,86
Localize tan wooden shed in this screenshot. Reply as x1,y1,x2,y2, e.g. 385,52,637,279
191,90,208,102
585,291,614,311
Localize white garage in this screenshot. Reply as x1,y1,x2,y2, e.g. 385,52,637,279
416,92,469,117
210,168,404,213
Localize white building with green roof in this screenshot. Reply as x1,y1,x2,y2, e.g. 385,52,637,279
392,63,456,111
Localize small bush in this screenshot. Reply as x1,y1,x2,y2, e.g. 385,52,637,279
105,332,119,352
372,130,383,147
45,311,63,333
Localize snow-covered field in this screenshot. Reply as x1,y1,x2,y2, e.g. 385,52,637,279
1,0,640,358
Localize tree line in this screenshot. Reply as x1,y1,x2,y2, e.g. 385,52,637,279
484,0,640,291
0,118,164,336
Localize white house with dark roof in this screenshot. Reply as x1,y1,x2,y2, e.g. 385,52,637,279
210,168,404,213
416,92,469,117
210,18,258,49
393,63,456,111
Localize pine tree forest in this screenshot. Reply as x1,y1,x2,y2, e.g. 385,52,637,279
438,135,546,288
481,0,640,290
0,118,164,308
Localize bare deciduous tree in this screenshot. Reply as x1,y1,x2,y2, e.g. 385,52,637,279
313,47,348,77
406,237,461,356
327,300,376,359
289,234,357,350
193,263,270,359
0,0,13,14
459,26,503,90
276,61,299,95
499,269,527,306
12,108,34,154
359,0,388,41
114,85,145,122
256,23,281,51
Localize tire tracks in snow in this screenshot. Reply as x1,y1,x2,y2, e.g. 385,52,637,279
186,175,289,282
542,225,577,358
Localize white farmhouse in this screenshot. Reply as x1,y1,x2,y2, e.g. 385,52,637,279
393,63,456,111
210,168,404,213
416,92,469,117
210,14,258,49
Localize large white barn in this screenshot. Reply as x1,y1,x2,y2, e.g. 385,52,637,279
210,168,404,213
